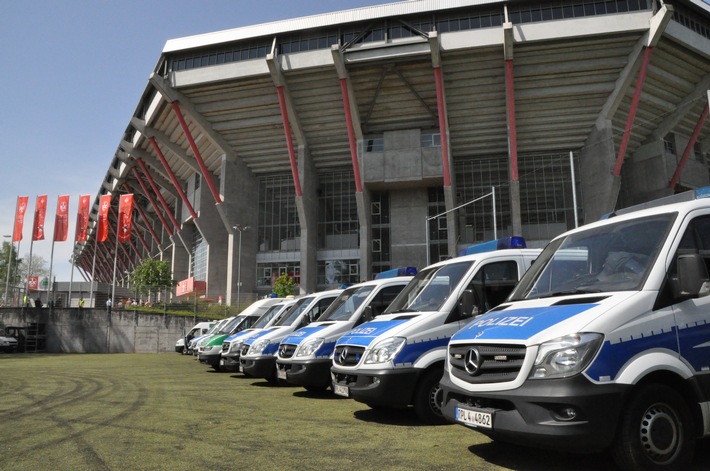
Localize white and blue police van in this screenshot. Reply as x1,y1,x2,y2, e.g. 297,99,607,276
441,188,710,470
275,271,415,391
220,298,297,372
331,238,540,424
240,289,342,383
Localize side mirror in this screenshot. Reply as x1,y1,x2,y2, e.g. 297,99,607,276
363,305,374,323
676,254,710,299
458,289,479,318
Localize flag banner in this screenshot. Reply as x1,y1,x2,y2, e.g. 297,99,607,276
13,196,29,242
32,195,48,241
27,276,39,291
97,194,111,242
118,194,134,243
53,195,70,242
75,194,90,242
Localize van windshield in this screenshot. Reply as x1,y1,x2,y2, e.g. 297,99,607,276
319,285,375,322
252,303,290,329
385,261,473,313
274,297,312,326
509,213,675,301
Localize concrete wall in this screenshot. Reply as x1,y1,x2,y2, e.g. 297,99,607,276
0,308,209,354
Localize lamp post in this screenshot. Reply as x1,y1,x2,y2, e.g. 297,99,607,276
3,235,11,304
233,225,250,309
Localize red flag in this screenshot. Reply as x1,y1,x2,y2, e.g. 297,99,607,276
53,195,70,242
12,196,29,242
75,194,90,242
97,194,111,242
118,194,134,243
32,195,48,241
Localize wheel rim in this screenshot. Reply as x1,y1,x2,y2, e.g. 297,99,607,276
428,382,443,417
639,402,680,464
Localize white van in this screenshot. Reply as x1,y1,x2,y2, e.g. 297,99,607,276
175,321,215,354
331,239,540,423
240,289,342,383
276,275,413,391
441,188,710,470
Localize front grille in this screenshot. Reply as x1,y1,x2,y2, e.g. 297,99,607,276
449,343,527,384
333,345,366,367
240,344,251,356
278,344,296,359
222,343,230,353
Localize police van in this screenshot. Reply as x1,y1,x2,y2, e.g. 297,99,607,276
276,272,414,391
240,289,342,383
220,298,297,372
441,188,710,470
175,320,215,354
331,239,540,424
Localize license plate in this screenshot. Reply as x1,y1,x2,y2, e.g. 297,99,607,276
456,406,493,429
277,368,287,380
333,384,349,397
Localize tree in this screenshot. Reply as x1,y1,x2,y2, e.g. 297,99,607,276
130,259,176,300
1,242,21,300
16,253,49,279
272,272,295,297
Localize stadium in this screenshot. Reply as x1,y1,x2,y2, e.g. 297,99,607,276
72,0,710,304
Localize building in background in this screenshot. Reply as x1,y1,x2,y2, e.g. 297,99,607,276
72,0,710,305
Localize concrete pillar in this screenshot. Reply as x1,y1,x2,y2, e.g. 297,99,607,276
390,189,428,271
579,119,618,223
193,175,228,301
172,224,192,284
297,145,318,294
357,189,373,281
220,155,259,305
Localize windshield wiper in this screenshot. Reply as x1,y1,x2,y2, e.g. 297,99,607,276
537,288,602,299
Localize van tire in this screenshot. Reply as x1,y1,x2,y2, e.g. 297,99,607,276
413,367,447,425
612,383,695,471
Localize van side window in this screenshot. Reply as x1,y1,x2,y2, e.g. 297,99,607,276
368,285,407,317
658,215,710,308
469,261,519,313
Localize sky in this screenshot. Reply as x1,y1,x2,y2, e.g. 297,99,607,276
0,0,390,282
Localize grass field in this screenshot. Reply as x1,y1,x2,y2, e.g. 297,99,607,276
1,353,707,471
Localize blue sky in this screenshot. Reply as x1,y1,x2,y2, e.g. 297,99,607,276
0,0,387,281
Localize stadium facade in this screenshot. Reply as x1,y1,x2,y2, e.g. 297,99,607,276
73,0,710,304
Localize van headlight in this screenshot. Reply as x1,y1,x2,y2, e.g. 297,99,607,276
530,333,603,379
295,338,324,358
364,337,406,364
248,339,270,356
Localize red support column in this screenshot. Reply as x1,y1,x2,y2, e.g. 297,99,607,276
125,184,162,248
339,78,363,193
171,102,223,205
614,46,654,177
504,60,519,182
275,86,303,197
669,103,709,189
131,168,174,237
149,137,198,220
136,158,181,232
433,67,452,187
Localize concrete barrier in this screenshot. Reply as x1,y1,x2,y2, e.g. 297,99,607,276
0,307,211,353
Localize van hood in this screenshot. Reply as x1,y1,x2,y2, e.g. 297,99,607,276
451,292,640,345
280,322,340,346
336,312,431,347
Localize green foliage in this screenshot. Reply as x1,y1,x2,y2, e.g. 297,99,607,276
272,272,295,297
1,241,21,288
130,259,176,294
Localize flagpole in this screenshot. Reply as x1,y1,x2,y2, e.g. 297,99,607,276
111,217,119,306
48,238,55,306
14,240,21,307
68,253,74,308
90,240,97,308
25,239,34,308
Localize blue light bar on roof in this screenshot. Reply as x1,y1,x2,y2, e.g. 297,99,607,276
459,236,526,256
375,266,417,279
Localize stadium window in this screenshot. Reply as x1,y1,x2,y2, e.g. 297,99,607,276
421,132,441,148
366,136,384,153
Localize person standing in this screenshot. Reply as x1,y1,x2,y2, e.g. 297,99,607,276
106,298,112,314
79,297,84,309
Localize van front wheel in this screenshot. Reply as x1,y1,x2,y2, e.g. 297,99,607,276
413,368,447,425
612,384,695,471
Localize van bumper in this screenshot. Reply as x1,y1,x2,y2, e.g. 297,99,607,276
439,372,629,453
331,366,420,407
278,359,331,389
240,355,276,379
